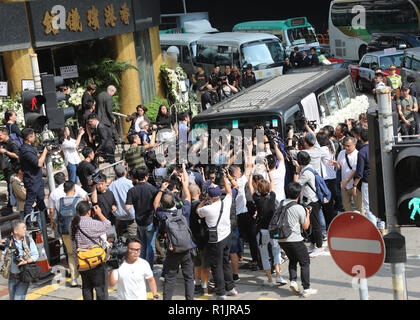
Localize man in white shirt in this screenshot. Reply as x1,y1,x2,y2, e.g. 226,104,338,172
331,137,364,213
48,172,88,232
197,173,238,300
108,237,159,300
264,143,286,202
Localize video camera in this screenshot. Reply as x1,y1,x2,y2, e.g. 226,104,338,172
216,75,228,86
106,237,128,270
294,111,317,133
36,138,60,153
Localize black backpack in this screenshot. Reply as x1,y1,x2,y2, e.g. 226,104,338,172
163,209,193,253
268,200,298,240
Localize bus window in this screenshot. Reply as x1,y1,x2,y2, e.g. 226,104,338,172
325,88,339,113
215,46,232,66
233,48,240,67
287,27,317,45
337,81,351,107
318,93,330,117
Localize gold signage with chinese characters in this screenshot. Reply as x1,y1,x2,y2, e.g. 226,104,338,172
41,2,131,36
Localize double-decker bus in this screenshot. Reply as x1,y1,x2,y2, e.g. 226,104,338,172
329,0,420,61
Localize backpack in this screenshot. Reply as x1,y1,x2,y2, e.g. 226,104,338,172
7,124,23,148
268,200,299,240
164,208,193,253
8,181,17,207
302,167,332,204
57,197,80,234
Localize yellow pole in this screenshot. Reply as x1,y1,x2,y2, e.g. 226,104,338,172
110,32,142,138
148,25,165,98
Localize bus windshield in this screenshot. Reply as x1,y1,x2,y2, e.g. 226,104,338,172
241,40,284,70
287,27,317,45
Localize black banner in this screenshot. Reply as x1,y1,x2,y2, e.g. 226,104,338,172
0,2,31,52
28,0,135,48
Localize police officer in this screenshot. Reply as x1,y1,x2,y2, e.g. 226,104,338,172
386,65,402,99
20,128,49,225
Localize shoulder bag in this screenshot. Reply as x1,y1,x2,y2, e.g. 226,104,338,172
75,227,107,271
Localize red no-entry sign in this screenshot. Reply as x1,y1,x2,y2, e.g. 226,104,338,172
327,212,385,278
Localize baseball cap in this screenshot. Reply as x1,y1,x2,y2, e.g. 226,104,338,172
401,84,409,91
208,186,222,198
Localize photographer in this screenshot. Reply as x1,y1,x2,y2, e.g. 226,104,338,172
125,167,158,270
125,130,156,173
91,174,117,234
278,182,317,298
153,164,194,300
70,201,111,300
1,220,39,300
20,128,49,224
218,76,239,101
76,147,97,194
108,237,159,300
0,126,20,215
196,170,238,300
293,151,324,258
54,181,83,287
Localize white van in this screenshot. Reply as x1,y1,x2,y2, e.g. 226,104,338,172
160,33,206,77
195,32,285,80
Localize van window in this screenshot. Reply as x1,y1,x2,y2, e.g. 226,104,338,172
284,105,301,128
325,87,339,113
197,44,232,66
318,93,330,117
241,40,284,69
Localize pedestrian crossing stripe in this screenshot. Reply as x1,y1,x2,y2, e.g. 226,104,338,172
258,297,278,300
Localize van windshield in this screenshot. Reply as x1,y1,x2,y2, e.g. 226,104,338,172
287,27,317,45
241,40,284,70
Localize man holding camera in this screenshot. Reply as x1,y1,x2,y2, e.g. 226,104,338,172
196,171,238,300
20,128,49,223
125,167,158,270
108,237,159,300
125,130,156,173
278,182,317,298
77,147,98,194
153,165,194,300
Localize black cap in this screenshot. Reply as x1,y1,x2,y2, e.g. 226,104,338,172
401,84,409,91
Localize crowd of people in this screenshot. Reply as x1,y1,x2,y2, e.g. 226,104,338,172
0,51,418,301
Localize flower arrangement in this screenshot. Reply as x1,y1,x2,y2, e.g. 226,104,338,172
160,64,189,105
0,95,25,129
68,86,85,107
320,95,370,128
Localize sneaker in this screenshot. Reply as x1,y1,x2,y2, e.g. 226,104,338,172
309,247,324,258
70,279,78,287
208,280,215,289
212,295,227,300
307,243,316,253
227,288,238,297
322,234,328,241
194,284,204,295
302,288,318,298
263,280,276,287
289,281,300,295
233,274,240,283
159,276,165,283
275,276,288,286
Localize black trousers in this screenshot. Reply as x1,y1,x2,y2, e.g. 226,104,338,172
207,233,235,296
79,263,107,300
308,202,323,248
23,179,46,217
237,212,259,262
279,241,311,290
163,250,195,300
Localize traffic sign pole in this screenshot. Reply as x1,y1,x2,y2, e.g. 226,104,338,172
359,278,368,300
376,86,408,300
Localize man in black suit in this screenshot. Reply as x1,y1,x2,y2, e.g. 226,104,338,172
96,85,120,144
87,113,116,164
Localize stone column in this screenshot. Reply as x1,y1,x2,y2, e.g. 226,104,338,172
148,25,165,99
110,32,142,138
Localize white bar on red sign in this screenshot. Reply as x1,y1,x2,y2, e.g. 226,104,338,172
330,237,382,254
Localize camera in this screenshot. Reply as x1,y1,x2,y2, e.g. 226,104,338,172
106,237,128,270
37,138,60,153
88,169,107,185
